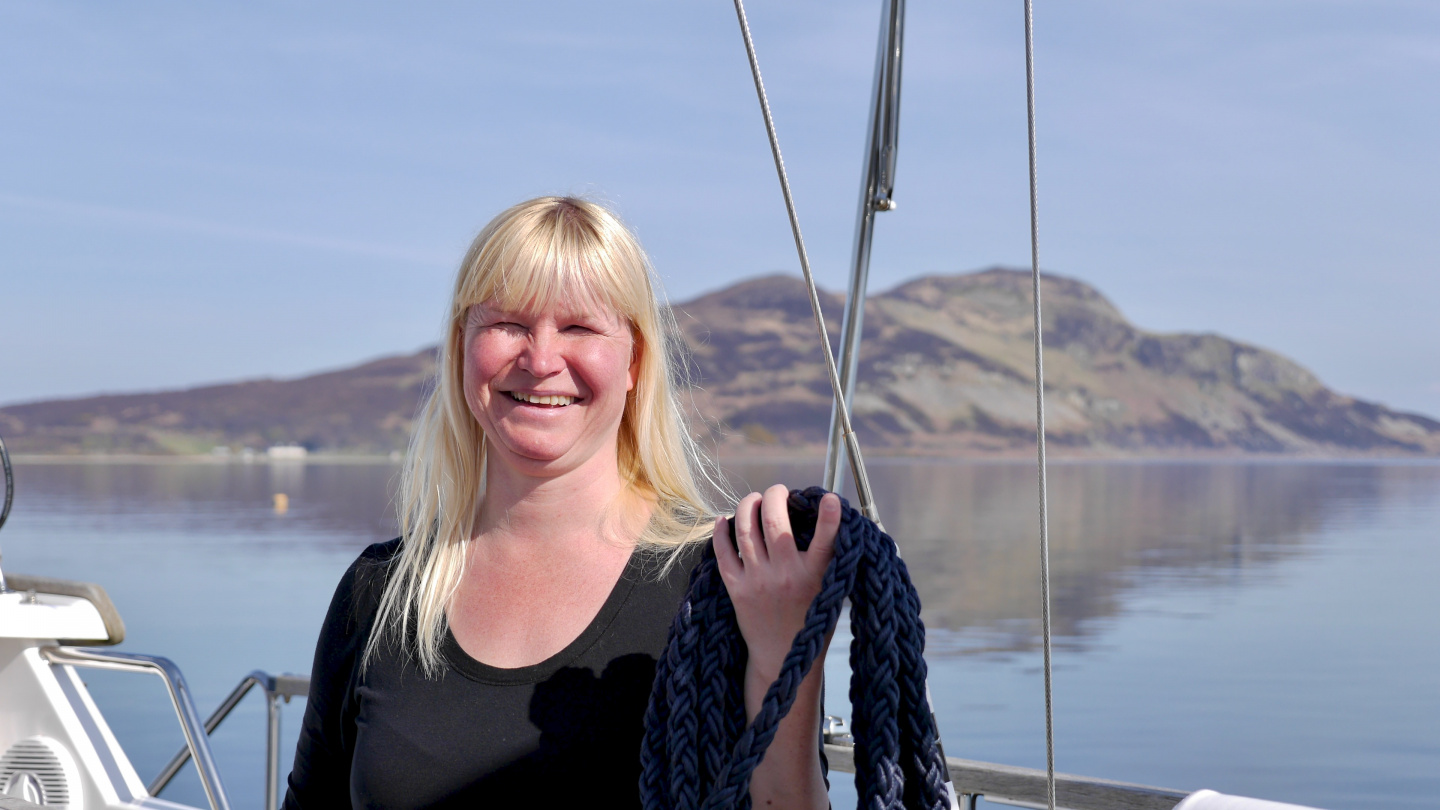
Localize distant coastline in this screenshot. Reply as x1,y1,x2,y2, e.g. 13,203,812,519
4,269,1438,459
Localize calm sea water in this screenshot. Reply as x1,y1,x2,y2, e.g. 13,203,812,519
2,459,1437,809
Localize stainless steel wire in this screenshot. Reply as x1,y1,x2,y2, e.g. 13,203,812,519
0,432,13,593
1022,1,1057,809
729,3,961,807
729,0,880,525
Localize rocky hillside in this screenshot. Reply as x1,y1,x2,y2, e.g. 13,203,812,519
679,269,1440,454
4,268,1437,456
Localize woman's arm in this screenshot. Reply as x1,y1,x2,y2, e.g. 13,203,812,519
714,485,841,810
283,542,394,809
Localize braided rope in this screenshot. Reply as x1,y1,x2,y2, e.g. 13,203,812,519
641,488,948,810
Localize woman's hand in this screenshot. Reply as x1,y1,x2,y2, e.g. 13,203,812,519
714,485,842,680
714,484,840,810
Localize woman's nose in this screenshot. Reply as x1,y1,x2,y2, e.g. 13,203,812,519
518,329,564,376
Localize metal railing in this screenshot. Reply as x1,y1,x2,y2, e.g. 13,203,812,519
42,647,232,810
821,739,1187,810
151,671,310,810
43,647,310,810
41,651,1185,810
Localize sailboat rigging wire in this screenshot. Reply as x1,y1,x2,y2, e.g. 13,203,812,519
0,433,12,536
729,0,879,525
1022,2,1058,810
727,4,959,808
0,432,12,593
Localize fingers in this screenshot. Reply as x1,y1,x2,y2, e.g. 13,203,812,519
722,486,840,577
732,491,766,565
713,515,740,579
809,492,841,571
718,487,840,686
760,484,797,561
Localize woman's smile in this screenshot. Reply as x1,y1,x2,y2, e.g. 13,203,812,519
506,391,578,407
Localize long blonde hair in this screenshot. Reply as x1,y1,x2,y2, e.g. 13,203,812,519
366,196,720,675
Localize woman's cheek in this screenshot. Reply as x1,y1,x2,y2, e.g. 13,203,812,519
461,341,500,424
460,365,485,428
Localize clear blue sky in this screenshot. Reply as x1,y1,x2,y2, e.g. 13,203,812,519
3,1,1437,418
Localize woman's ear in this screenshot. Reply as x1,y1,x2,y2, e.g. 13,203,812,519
627,328,643,392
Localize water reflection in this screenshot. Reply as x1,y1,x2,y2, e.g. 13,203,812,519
5,459,1437,809
18,459,1436,651
11,461,401,545
722,459,1439,652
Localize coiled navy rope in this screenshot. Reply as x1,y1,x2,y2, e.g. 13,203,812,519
641,487,948,810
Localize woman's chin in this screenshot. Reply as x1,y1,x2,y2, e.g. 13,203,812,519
480,418,623,480
487,436,594,476
494,443,568,468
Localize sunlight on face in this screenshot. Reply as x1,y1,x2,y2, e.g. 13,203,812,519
462,295,638,478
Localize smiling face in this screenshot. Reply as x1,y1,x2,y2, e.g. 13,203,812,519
462,295,639,480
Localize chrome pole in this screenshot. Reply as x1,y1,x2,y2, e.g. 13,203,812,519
43,647,233,810
151,672,265,794
823,0,906,494
150,670,309,807
266,689,282,810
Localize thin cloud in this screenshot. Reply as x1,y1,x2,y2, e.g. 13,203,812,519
0,191,450,265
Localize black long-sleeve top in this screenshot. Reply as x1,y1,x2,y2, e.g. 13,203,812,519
283,537,702,809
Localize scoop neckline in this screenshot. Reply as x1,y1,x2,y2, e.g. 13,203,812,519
440,548,643,686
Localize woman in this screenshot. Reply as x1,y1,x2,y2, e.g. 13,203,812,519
284,196,840,809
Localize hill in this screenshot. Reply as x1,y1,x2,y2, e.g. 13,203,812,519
678,269,1440,454
0,351,434,455
4,268,1437,456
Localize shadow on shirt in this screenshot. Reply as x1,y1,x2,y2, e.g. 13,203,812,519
476,653,659,807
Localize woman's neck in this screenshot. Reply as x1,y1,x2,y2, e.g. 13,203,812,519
473,446,648,557
452,446,650,669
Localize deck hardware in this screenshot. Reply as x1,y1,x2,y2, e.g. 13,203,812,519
821,714,853,745
41,646,232,810
821,741,1187,810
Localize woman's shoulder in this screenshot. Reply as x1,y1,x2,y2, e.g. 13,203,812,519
631,532,711,594
350,536,403,584
324,537,404,630
355,536,403,569
672,533,711,575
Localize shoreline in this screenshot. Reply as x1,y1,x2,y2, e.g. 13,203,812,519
11,449,1439,466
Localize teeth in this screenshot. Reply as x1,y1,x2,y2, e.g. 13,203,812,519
509,392,575,406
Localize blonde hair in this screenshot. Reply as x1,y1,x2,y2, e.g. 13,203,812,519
366,196,720,675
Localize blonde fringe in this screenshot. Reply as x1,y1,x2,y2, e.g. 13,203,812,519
363,197,727,677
